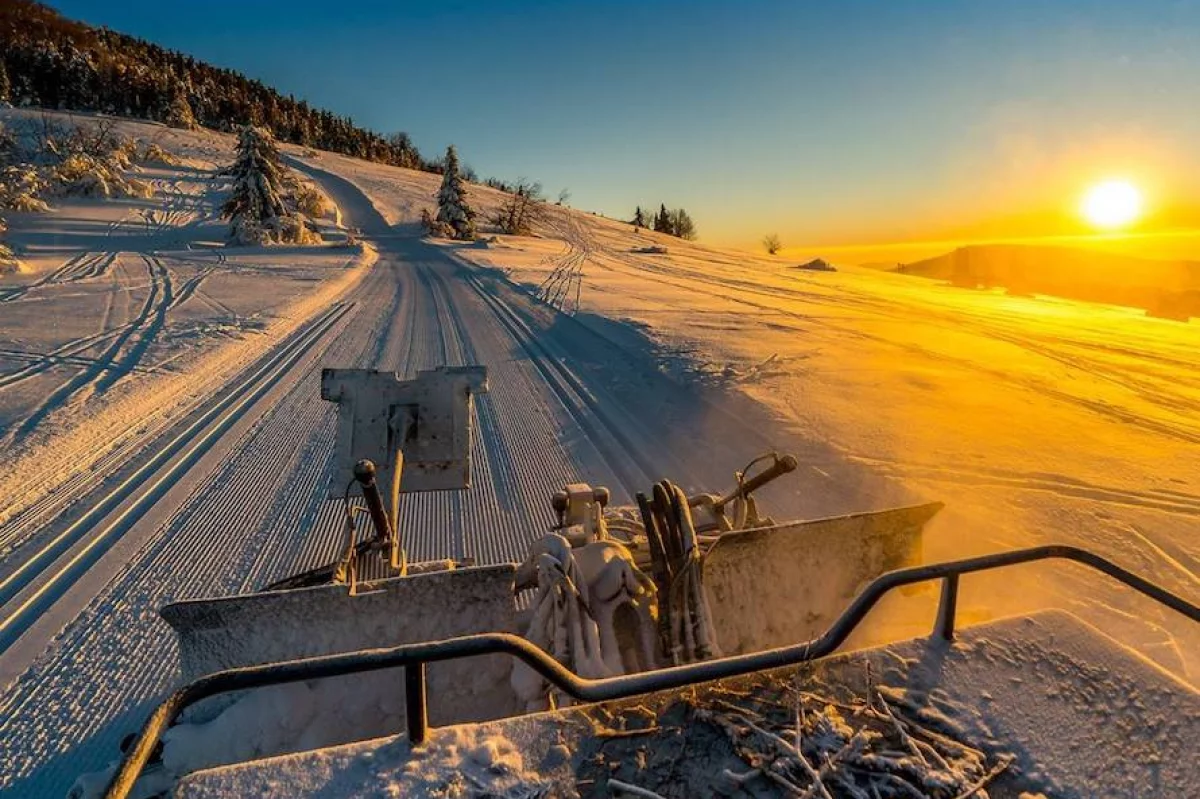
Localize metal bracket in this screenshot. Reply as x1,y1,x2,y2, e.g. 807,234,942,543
321,366,489,524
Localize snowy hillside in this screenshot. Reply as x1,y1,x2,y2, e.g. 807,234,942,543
0,108,1196,798
0,109,365,529
449,206,1200,680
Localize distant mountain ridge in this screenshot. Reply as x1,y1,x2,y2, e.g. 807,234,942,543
894,243,1200,320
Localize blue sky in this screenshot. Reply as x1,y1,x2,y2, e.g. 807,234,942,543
52,1,1200,256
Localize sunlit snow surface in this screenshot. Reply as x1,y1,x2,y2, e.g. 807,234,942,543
0,110,1196,797
447,203,1200,684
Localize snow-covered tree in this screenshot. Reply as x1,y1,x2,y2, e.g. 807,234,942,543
0,217,19,272
387,131,418,169
0,62,10,105
435,144,476,240
165,87,196,130
222,125,311,245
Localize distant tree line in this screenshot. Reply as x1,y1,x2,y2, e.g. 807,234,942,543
0,1,427,170
631,204,696,240
0,2,703,248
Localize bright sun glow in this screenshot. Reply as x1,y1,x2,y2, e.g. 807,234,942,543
1081,179,1143,230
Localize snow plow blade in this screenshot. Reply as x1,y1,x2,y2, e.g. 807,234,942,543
703,501,942,655
160,565,524,726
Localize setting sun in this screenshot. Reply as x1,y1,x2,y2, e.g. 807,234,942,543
1081,179,1144,230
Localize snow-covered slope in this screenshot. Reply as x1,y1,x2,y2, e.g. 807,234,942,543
0,109,1196,798
446,196,1200,683
0,109,360,527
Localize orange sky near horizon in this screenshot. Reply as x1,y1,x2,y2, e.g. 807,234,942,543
763,120,1200,265
759,120,1200,264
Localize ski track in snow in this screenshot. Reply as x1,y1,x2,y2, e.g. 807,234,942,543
0,157,801,797
0,254,175,447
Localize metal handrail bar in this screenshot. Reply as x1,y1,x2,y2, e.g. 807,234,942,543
103,544,1199,799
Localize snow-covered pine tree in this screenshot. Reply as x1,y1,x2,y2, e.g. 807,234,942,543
435,144,476,240
222,125,308,245
165,87,196,129
0,62,10,105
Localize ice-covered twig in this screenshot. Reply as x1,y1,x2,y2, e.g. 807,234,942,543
593,724,661,739
737,713,832,799
951,753,1015,799
870,771,927,799
719,767,763,789
873,687,928,767
607,778,666,798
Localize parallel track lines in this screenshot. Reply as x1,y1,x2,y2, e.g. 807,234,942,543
0,302,354,652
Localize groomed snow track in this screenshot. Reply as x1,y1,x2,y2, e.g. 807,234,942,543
0,160,804,797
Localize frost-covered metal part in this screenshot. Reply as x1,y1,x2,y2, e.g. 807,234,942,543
550,482,610,544
639,480,722,666
321,365,488,518
511,534,611,711
519,483,661,684
572,538,659,675
663,482,720,665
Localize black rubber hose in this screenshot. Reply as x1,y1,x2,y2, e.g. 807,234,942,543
353,459,394,545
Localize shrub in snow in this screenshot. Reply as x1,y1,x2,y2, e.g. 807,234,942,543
272,214,321,245
435,144,476,240
492,179,546,236
290,180,329,217
0,218,19,273
134,141,181,167
50,153,153,199
222,124,315,245
0,119,149,206
56,120,137,170
0,165,50,211
420,206,454,238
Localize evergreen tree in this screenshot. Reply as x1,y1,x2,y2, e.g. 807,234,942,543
435,144,476,240
632,206,646,227
165,86,196,129
654,204,671,233
0,61,10,104
222,125,294,243
387,132,418,169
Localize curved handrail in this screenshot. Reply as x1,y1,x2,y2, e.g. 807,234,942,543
103,544,1199,799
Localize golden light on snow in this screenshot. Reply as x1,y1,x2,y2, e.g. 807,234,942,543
1080,179,1143,230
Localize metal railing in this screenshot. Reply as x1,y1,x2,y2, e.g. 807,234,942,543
103,544,1200,799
